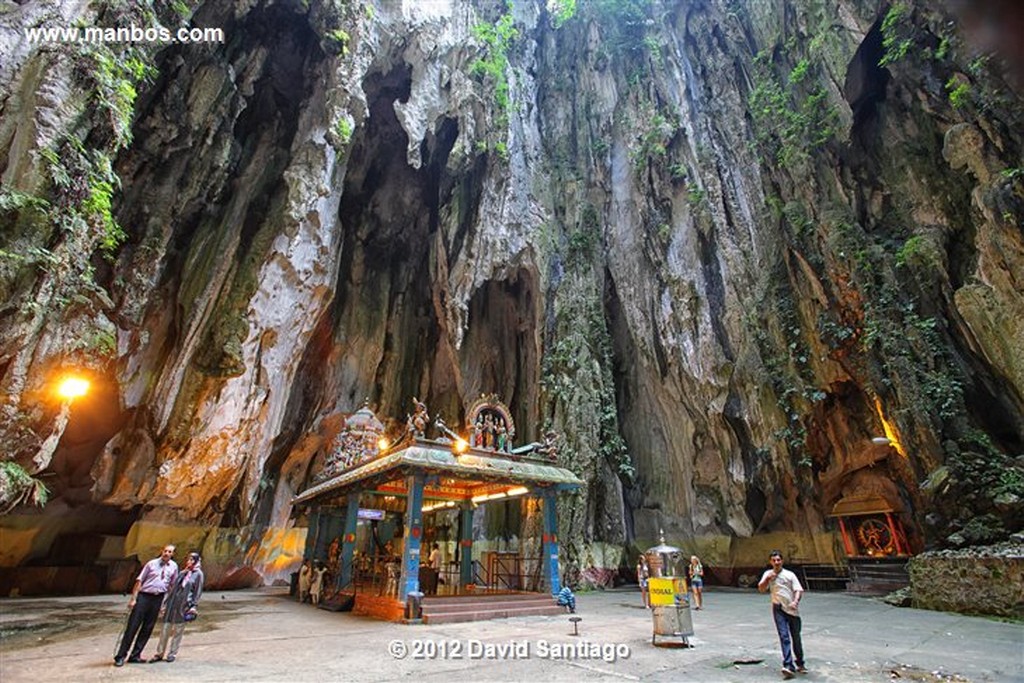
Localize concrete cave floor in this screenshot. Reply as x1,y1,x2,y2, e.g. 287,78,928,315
0,586,1020,682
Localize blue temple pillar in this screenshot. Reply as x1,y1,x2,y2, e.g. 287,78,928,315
542,489,561,595
459,502,474,586
303,507,321,561
308,508,339,563
400,473,426,600
339,494,360,589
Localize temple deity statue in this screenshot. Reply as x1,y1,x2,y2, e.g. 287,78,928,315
473,415,485,447
315,404,385,482
483,413,495,449
407,398,429,438
464,395,518,454
496,421,508,452
536,430,559,461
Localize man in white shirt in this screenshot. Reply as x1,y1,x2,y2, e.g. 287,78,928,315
427,543,441,594
758,550,806,679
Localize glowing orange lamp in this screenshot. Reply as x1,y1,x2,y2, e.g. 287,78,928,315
56,376,90,400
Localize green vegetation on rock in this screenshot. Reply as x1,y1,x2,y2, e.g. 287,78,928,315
0,461,49,514
748,48,838,168
879,2,913,67
470,8,518,127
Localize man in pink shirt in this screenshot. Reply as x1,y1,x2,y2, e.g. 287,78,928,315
114,545,178,666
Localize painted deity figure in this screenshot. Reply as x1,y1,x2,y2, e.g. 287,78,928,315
338,429,358,469
483,413,495,449
473,415,485,447
536,430,559,461
408,398,429,437
496,421,507,452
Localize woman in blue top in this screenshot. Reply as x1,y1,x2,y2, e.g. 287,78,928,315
151,551,204,663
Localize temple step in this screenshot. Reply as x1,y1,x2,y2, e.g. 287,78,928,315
422,591,546,607
423,603,567,624
421,592,566,624
847,558,910,595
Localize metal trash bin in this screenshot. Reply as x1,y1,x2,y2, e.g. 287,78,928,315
650,599,693,646
645,532,693,647
405,590,424,620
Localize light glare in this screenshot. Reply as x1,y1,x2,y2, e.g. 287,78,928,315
57,376,90,400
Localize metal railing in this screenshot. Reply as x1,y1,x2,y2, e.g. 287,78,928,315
350,552,400,596
337,553,548,596
484,554,544,591
796,563,851,591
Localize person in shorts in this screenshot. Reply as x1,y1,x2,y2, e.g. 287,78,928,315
689,555,704,609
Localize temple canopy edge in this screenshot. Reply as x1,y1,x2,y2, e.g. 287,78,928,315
292,439,583,507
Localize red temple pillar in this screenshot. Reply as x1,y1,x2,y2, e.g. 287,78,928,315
837,517,855,556
885,512,906,555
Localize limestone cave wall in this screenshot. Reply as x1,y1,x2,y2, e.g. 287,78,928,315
0,0,1021,589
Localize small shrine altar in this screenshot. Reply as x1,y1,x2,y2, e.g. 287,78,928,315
291,395,582,621
829,493,910,558
828,492,913,594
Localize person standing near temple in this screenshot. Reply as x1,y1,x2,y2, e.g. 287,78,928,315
114,545,178,666
383,557,400,597
310,561,327,606
758,550,807,679
150,551,204,663
636,557,650,608
428,542,441,595
298,559,312,603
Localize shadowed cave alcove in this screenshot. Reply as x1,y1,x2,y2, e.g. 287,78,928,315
44,372,126,508
806,381,925,553
459,269,541,440
326,62,443,417
283,59,471,457
251,61,445,528
270,60,541,532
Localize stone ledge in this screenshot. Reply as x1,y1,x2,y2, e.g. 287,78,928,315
909,543,1024,618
